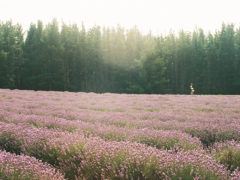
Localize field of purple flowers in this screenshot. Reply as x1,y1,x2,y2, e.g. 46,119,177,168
0,89,239,179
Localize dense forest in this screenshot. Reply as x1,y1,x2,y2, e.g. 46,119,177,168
0,19,239,94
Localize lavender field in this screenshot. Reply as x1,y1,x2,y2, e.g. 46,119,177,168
0,89,240,179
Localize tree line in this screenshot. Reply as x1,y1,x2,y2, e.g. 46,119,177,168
0,19,239,94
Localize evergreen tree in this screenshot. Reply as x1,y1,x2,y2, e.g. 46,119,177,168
0,21,24,89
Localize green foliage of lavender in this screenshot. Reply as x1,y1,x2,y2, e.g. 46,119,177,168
213,141,240,171
185,129,240,147
0,132,22,154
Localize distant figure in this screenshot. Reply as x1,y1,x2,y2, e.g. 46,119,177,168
190,83,194,95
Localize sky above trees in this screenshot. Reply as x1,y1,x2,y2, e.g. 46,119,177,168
1,0,240,35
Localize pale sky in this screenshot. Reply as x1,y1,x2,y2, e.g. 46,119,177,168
1,0,240,35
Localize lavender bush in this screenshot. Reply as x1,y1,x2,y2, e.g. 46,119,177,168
0,150,64,180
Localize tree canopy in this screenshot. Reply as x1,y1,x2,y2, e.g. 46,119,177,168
0,20,239,94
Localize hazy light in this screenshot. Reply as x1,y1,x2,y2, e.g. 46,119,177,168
1,0,240,35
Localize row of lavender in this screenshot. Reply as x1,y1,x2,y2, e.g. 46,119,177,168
0,89,240,179
0,121,239,179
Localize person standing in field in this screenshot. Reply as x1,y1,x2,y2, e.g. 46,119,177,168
190,83,194,95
